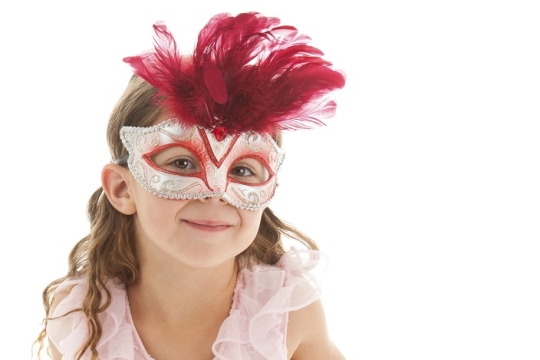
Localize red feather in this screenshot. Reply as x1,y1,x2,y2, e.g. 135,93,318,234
203,58,228,104
123,12,345,134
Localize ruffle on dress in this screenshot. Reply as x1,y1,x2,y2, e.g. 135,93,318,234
47,276,136,360
47,248,327,360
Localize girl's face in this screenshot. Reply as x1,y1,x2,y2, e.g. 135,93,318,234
129,176,264,268
119,114,278,268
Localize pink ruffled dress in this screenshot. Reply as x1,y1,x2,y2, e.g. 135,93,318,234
47,249,326,360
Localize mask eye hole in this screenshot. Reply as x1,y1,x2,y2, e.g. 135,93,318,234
229,157,270,184
149,145,201,174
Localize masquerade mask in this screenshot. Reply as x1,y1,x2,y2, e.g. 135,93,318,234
120,119,284,210
115,12,345,208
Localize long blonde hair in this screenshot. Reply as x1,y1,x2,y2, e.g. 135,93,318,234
34,75,318,360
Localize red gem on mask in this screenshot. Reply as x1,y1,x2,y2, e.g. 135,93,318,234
212,126,228,141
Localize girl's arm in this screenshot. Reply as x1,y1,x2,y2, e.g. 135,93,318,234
288,299,346,360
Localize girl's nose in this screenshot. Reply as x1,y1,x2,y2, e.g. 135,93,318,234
198,194,228,204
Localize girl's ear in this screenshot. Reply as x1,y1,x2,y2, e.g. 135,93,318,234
101,163,137,215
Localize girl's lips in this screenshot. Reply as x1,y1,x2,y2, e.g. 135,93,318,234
182,220,232,232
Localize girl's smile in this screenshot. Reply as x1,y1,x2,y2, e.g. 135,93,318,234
181,219,233,232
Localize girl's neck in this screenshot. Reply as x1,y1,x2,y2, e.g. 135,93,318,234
126,254,239,359
129,255,238,306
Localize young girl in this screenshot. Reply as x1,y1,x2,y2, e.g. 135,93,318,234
36,11,346,360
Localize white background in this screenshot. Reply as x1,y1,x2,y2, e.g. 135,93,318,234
1,0,539,359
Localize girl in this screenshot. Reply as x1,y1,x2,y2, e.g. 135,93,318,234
36,11,346,360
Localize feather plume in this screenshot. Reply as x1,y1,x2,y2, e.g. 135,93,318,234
123,12,346,135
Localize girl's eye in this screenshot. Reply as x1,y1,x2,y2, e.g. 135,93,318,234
173,158,196,170
230,166,254,177
150,146,201,174
229,158,269,184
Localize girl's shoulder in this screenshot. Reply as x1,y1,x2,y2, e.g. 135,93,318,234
236,247,327,309
239,247,327,308
48,275,127,318
213,248,327,359
269,249,344,359
47,276,134,359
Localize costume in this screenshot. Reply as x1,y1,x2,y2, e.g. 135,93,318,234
47,249,326,360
